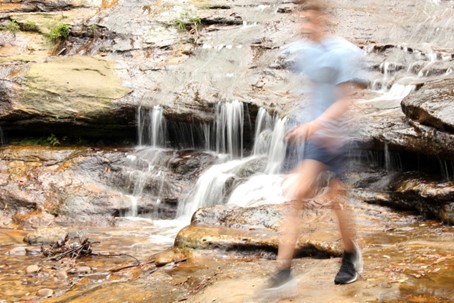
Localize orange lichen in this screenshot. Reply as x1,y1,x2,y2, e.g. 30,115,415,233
12,209,42,224
0,4,21,12
8,69,21,78
101,0,119,9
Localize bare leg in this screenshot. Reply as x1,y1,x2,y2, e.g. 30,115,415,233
277,159,326,270
327,179,356,252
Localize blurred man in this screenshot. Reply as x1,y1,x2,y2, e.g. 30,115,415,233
263,0,366,298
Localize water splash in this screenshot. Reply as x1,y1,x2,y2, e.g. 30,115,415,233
227,174,286,207
177,157,251,219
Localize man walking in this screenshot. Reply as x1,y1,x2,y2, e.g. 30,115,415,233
263,0,366,298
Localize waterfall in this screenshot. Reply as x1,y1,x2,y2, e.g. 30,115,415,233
252,108,274,155
252,108,288,174
215,101,244,158
137,105,166,147
388,84,415,99
178,107,289,218
264,117,288,175
126,106,167,217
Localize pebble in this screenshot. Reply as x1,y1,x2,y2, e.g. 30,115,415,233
37,288,53,297
68,266,91,274
25,246,42,256
56,270,68,280
26,265,40,274
8,247,27,256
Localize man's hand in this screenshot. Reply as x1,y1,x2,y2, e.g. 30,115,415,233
286,120,322,142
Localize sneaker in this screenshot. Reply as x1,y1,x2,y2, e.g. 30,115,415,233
260,269,298,300
334,243,363,285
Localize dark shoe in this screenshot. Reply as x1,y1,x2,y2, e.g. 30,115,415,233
260,269,298,300
334,244,363,285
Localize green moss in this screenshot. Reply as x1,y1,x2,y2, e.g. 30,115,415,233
10,135,87,147
47,23,70,44
174,12,202,32
46,133,60,146
87,24,97,37
21,21,40,32
0,19,20,33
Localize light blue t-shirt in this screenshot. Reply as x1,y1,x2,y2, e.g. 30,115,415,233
281,37,366,146
282,37,365,120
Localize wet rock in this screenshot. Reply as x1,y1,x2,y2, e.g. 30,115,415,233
416,61,454,77
152,249,189,267
23,227,68,245
26,264,40,274
200,15,243,26
401,78,454,133
36,288,53,298
0,0,97,13
356,100,454,159
353,174,454,224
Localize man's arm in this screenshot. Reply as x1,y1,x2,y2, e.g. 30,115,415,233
286,82,358,142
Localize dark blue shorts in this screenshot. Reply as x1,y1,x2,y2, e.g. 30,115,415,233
282,140,347,177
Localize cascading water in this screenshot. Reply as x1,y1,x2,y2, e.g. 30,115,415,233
178,107,289,217
124,106,168,217
215,100,244,159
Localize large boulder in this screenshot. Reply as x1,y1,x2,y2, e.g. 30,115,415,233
175,203,346,258
0,56,134,140
401,78,454,133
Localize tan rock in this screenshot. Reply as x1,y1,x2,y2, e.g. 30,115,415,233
37,288,53,298
26,264,40,274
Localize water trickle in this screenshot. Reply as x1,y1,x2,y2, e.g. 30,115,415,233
385,84,416,100
438,158,453,181
137,106,166,147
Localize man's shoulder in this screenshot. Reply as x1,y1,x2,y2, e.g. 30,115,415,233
326,37,363,57
280,40,311,55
